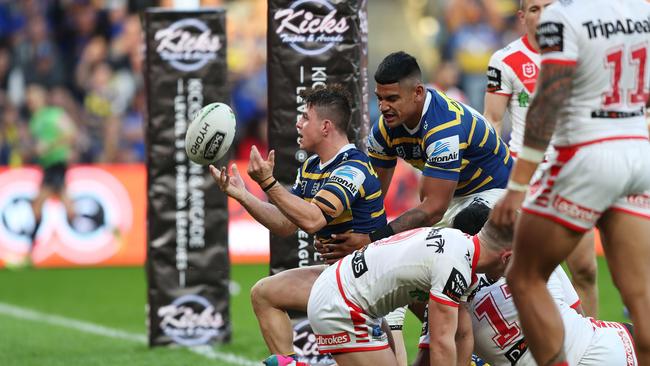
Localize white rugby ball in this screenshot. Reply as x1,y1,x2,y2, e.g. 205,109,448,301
185,102,236,165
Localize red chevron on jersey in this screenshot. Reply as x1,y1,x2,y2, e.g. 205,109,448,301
503,51,538,93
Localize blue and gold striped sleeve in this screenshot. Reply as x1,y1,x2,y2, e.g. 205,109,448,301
367,117,397,169
313,160,367,222
422,119,463,181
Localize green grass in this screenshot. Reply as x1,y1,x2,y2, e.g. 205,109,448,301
0,258,627,365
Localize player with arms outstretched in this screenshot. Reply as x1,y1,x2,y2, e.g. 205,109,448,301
212,85,387,365
491,0,650,365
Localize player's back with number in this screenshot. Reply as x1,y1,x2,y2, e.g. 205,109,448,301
538,0,650,146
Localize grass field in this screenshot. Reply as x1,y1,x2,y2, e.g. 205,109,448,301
0,258,627,366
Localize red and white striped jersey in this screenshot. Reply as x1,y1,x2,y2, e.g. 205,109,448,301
487,35,541,154
470,267,593,366
538,0,650,147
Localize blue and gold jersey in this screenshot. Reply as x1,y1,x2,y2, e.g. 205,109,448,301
290,144,387,241
368,89,512,196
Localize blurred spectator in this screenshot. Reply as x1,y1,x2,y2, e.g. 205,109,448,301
117,89,146,163
227,0,268,158
80,61,135,162
25,84,76,253
12,14,66,89
429,61,468,104
0,100,30,167
443,0,504,110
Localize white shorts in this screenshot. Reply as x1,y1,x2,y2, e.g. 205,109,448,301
580,320,637,366
307,260,389,354
436,188,506,228
524,139,650,232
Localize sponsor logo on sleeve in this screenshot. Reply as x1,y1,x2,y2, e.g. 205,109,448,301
367,132,387,156
351,247,368,278
329,165,366,196
426,136,459,165
486,66,502,92
443,268,468,303
537,22,564,52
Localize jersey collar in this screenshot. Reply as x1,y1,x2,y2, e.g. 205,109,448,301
404,89,432,135
319,143,355,170
470,235,481,285
522,34,538,54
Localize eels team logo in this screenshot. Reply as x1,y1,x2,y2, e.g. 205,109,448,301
274,0,350,56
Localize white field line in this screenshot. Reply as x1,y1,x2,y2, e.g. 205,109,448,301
0,302,259,366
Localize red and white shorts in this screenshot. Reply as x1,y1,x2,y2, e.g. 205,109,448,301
307,260,389,354
581,319,637,366
523,138,650,232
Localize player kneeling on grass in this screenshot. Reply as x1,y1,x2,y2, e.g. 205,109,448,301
211,85,388,366
307,218,514,366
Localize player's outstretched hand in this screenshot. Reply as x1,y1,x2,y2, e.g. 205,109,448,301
210,163,247,201
248,145,275,185
489,190,525,227
316,232,371,265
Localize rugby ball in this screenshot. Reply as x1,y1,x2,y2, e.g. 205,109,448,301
185,102,236,165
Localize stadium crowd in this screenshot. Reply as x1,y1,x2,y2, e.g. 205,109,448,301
0,0,528,167
3,0,649,365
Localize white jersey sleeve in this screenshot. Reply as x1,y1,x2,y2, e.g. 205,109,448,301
486,51,515,96
429,256,473,307
537,8,579,64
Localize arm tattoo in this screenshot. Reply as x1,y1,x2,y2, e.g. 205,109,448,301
389,208,432,233
524,63,576,150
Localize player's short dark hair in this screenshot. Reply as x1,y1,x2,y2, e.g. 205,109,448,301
300,84,352,134
452,200,491,235
374,51,422,85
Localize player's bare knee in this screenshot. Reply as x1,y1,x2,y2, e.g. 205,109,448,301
250,277,271,310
